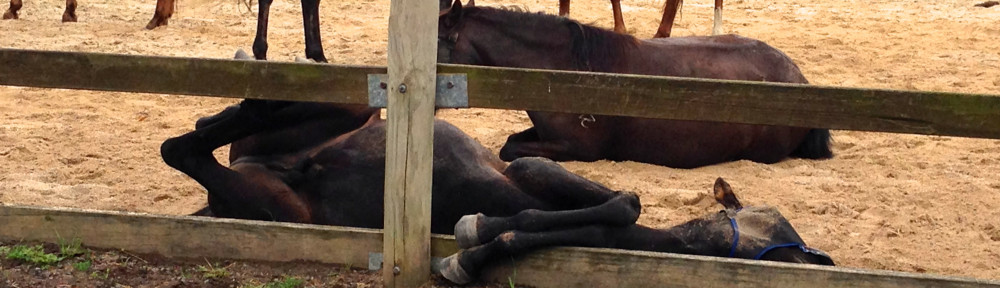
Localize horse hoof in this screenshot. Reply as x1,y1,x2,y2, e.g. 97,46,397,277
436,253,473,284
3,11,17,20
454,213,483,249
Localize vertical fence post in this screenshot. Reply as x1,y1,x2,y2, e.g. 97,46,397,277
383,0,438,286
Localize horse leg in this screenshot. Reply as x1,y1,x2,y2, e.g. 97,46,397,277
654,0,681,38
438,225,623,284
712,0,723,35
252,0,274,60
145,0,175,29
609,0,625,33
61,0,76,22
498,129,580,162
300,0,327,62
558,0,570,16
454,157,641,248
160,101,313,222
2,0,20,19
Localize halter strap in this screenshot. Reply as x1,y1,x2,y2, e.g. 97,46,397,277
726,207,805,259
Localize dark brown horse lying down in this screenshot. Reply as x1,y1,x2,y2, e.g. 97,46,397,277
437,2,833,169
162,97,834,283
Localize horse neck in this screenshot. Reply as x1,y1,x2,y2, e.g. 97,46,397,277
613,218,729,257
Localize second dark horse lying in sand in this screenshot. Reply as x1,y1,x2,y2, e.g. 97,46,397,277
438,1,833,169
162,93,833,284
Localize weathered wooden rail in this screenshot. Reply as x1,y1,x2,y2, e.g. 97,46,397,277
2,48,999,139
2,204,998,288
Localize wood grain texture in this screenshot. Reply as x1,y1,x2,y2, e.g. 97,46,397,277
2,49,998,139
479,246,1000,288
383,0,438,285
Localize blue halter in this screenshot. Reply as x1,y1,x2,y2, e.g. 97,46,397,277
725,208,812,260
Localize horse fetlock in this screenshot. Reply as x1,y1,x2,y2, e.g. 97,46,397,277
455,213,484,249
601,192,641,225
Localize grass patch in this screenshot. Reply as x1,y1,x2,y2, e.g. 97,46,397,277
4,245,61,267
73,259,92,272
58,238,86,259
197,261,231,279
242,276,305,288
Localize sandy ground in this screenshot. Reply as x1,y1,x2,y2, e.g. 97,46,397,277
1,0,999,281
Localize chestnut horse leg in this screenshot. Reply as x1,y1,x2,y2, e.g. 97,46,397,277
654,0,681,38
145,0,175,29
558,0,569,16
300,0,327,62
712,0,723,35
251,0,274,60
3,0,21,19
61,0,77,21
609,0,625,33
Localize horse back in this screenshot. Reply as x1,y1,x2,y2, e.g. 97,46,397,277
637,35,808,84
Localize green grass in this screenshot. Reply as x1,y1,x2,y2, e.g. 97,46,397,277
73,259,92,272
58,238,86,259
4,245,62,267
242,276,305,288
197,261,231,279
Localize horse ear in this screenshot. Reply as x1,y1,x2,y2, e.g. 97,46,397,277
466,0,475,7
713,178,743,210
442,0,464,28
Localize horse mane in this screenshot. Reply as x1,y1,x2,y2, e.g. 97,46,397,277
463,6,638,72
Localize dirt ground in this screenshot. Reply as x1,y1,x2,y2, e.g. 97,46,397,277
1,0,999,283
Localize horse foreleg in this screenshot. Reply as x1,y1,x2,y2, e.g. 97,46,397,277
498,127,603,163
145,0,175,29
61,0,76,22
438,225,622,284
300,0,327,62
609,0,625,33
558,0,570,16
712,0,723,35
654,0,681,38
252,0,274,60
2,0,21,19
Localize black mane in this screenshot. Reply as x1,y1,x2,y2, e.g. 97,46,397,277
463,6,638,72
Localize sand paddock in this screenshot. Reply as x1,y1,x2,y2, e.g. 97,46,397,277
1,0,999,280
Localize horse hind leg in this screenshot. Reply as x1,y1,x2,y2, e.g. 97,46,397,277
558,0,570,16
252,0,275,60
145,0,175,29
3,0,22,20
609,0,625,33
300,0,327,62
712,0,723,35
62,0,77,22
654,0,681,38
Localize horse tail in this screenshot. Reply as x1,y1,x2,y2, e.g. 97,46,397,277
790,129,833,159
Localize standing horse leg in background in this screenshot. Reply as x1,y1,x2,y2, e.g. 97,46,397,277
62,0,77,22
558,0,570,17
300,0,327,62
251,0,274,60
609,0,625,33
145,0,175,29
3,0,21,20
713,0,723,35
653,0,681,38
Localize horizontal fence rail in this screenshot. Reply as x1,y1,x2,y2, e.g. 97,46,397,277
1,205,997,288
2,48,1000,139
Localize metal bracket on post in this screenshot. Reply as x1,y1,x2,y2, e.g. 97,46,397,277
367,74,469,108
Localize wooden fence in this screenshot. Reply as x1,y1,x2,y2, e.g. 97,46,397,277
1,30,999,288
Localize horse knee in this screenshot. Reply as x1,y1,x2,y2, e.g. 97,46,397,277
504,157,557,177
160,136,205,170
